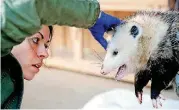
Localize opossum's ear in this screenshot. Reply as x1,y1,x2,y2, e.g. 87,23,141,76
130,25,139,38
106,24,118,36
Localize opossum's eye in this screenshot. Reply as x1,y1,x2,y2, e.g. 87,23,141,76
113,50,118,56
130,25,139,38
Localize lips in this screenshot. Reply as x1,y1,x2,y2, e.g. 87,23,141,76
115,64,127,80
32,63,42,69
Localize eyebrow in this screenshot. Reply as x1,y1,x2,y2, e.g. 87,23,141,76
38,32,44,39
38,31,50,43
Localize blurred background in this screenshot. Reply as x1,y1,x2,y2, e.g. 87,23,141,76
21,0,179,109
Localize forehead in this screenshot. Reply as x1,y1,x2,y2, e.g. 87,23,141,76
114,23,133,35
112,23,132,39
119,22,137,29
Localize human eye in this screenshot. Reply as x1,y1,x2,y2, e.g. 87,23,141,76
32,37,39,44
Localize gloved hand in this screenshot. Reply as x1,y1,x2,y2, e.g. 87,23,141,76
89,11,123,50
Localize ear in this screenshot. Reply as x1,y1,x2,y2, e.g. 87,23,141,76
130,23,143,39
130,25,139,38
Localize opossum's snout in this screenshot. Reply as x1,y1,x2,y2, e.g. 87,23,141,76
100,64,108,75
100,63,128,80
100,49,120,75
100,63,114,75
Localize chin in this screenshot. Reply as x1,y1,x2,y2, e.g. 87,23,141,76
24,77,34,81
23,73,36,81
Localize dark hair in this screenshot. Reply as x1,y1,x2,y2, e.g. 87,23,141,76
48,25,53,41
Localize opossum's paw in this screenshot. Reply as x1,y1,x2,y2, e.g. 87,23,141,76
151,94,166,108
137,92,143,104
135,90,143,104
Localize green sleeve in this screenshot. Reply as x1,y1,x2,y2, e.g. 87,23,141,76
1,0,100,56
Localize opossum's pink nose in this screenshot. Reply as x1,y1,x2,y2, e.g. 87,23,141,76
100,65,109,75
100,70,109,75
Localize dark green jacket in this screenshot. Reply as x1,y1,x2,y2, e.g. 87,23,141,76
1,0,100,109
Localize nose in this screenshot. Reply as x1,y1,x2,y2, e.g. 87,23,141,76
37,44,49,59
100,64,109,75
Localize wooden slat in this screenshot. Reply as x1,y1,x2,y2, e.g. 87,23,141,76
70,27,83,60
50,26,65,57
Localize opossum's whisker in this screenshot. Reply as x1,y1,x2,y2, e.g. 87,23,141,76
91,62,102,64
97,65,102,67
90,62,103,68
92,49,104,62
90,62,102,66
92,54,102,62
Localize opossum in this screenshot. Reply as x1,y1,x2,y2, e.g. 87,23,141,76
101,10,179,108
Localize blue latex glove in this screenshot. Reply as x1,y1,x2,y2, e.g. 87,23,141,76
89,11,123,50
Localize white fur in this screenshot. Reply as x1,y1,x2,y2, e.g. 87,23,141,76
101,12,169,76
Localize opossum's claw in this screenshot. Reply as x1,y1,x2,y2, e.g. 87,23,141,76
135,86,143,104
135,91,143,104
138,92,143,104
152,94,166,108
152,99,158,108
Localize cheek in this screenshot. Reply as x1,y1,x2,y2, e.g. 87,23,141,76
116,52,127,63
19,45,37,66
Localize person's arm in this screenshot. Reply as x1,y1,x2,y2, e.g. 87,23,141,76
1,0,100,56
89,12,122,49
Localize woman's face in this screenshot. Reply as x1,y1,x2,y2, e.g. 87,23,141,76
11,25,51,80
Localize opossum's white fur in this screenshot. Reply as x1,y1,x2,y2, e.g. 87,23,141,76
102,11,173,75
